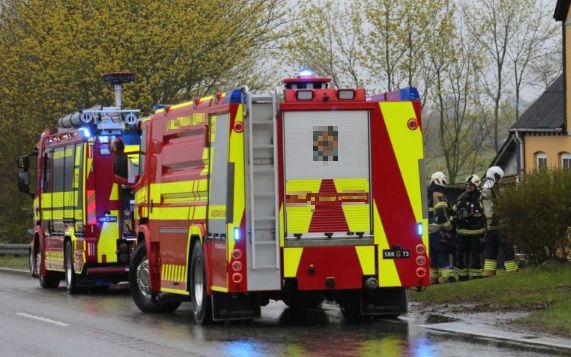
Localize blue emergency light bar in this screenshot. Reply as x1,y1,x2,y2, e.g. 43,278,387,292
368,87,420,102
224,89,244,104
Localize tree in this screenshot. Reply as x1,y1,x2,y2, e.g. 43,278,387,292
0,0,295,242
281,0,367,88
465,0,560,153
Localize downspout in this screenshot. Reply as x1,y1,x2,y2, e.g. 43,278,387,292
514,130,524,182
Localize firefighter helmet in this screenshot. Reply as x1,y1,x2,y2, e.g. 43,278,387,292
465,174,481,187
430,171,448,186
486,166,504,182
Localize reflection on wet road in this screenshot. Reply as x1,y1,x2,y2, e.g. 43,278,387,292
1,273,567,357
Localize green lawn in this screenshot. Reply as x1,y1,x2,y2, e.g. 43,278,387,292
409,262,571,337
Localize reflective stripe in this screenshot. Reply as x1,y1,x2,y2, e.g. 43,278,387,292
504,260,519,272
457,228,486,235
484,259,497,271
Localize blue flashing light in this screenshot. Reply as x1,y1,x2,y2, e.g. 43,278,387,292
98,215,117,223
417,222,424,236
400,87,420,100
233,227,241,241
224,89,243,104
81,127,92,138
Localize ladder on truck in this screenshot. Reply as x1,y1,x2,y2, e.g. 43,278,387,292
245,92,280,291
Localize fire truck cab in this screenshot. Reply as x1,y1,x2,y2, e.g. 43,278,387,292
127,73,429,322
17,72,141,292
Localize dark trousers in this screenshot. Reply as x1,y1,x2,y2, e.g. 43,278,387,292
457,233,483,275
484,229,515,261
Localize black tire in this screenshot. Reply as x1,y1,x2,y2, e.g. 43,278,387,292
190,240,212,324
38,251,60,289
129,242,181,313
340,294,368,322
65,241,79,294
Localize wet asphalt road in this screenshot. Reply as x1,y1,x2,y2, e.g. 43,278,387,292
0,270,567,357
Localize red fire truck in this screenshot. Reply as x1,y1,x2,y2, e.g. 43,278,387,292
17,72,140,293
126,72,429,323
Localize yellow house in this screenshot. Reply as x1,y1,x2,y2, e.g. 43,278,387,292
493,1,571,177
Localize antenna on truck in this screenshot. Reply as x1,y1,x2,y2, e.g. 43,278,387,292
102,72,136,108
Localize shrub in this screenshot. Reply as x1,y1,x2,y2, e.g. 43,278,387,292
497,169,571,265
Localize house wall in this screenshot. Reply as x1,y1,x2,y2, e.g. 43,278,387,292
524,135,571,170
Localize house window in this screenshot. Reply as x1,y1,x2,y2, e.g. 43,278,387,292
561,153,571,169
535,152,547,170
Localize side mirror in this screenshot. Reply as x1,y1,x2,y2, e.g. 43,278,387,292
18,155,29,170
17,171,32,196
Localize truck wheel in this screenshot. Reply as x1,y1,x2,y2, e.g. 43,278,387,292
190,240,212,324
65,241,79,294
129,242,181,313
38,251,60,289
340,294,367,322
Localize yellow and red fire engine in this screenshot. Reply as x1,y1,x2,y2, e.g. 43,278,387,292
126,72,429,322
17,72,140,293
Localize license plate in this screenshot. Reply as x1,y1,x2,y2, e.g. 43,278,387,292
383,249,410,259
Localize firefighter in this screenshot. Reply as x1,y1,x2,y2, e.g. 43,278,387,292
427,171,455,284
481,166,518,276
455,174,486,280
111,137,133,236
111,138,128,180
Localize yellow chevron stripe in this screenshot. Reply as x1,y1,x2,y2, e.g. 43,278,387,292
283,247,303,278
374,201,401,287
356,246,375,275
379,102,428,248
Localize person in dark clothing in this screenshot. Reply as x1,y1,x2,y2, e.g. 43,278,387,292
455,174,486,281
111,138,128,180
111,137,133,236
427,171,456,284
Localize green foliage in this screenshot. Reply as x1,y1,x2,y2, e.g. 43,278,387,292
497,169,571,264
0,0,294,243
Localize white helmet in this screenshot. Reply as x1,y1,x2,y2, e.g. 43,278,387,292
465,174,481,187
430,171,448,186
486,166,504,182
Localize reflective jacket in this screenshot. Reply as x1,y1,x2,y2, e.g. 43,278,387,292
427,183,452,234
481,178,500,230
455,189,486,235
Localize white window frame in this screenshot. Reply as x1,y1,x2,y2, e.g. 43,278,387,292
535,152,547,170
561,153,571,169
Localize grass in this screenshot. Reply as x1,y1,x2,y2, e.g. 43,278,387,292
0,255,28,270
408,262,571,337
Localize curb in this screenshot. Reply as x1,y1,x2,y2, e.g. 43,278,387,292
410,316,571,352
0,267,30,276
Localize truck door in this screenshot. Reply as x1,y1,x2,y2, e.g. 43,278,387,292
207,113,230,289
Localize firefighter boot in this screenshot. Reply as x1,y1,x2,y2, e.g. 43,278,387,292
430,267,439,284
504,260,519,273
438,267,457,283
457,268,469,282
483,259,497,277
470,268,484,279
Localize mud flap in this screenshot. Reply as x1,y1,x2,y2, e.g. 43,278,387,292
361,287,407,316
212,292,261,321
